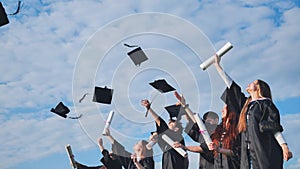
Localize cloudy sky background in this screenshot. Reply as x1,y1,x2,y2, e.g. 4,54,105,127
1,0,300,169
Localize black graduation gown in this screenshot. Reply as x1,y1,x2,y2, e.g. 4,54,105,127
100,149,122,169
156,117,189,169
75,162,104,169
228,81,284,169
212,126,241,169
111,140,154,169
185,120,215,169
75,149,121,169
209,81,244,169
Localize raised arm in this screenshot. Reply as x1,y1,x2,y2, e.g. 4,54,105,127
214,54,232,88
103,128,115,144
98,138,105,152
141,99,161,126
174,91,196,123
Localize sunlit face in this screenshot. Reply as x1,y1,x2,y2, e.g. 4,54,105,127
133,141,144,153
221,104,228,119
168,120,177,131
205,117,218,125
246,80,259,93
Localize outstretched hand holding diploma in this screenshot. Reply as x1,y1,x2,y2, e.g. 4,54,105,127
200,42,233,70
102,110,114,136
174,91,213,150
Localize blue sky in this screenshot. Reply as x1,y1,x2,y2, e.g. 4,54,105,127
1,0,300,169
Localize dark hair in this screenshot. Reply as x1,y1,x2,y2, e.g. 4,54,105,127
203,111,219,121
257,79,272,100
238,79,272,133
212,106,239,154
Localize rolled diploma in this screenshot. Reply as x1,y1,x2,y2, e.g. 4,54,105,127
65,144,77,169
102,110,114,136
162,134,188,158
146,140,156,150
194,113,212,145
200,42,233,70
183,106,196,123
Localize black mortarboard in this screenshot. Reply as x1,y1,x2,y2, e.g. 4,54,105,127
127,47,148,66
0,1,22,27
0,2,9,27
50,102,82,119
51,102,70,118
93,86,114,104
164,104,186,121
149,79,176,93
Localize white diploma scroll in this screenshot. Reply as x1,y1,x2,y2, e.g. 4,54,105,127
162,134,188,158
65,144,77,169
102,110,114,136
200,42,233,70
194,113,212,147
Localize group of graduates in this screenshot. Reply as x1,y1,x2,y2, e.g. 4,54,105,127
71,55,293,169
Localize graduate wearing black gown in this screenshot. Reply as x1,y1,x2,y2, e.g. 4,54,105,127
74,138,122,169
175,89,241,169
209,102,241,169
105,129,154,169
141,99,189,169
184,111,218,169
213,55,293,169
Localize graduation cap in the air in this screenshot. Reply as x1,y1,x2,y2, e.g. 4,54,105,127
93,86,114,104
149,79,176,93
124,43,148,66
0,1,22,27
0,2,9,27
144,79,176,117
165,104,186,121
50,102,82,119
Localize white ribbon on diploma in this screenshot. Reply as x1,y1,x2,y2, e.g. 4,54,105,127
102,110,114,136
200,42,233,70
65,144,77,169
162,134,188,158
194,113,213,149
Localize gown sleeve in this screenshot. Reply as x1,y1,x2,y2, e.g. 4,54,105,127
184,119,203,143
221,81,247,115
156,116,169,134
141,157,155,169
100,149,122,169
199,142,214,163
259,99,283,133
111,140,131,168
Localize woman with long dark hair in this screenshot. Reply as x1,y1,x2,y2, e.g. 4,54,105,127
173,91,240,169
209,104,241,169
213,54,293,169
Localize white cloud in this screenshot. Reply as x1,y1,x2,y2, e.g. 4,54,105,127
0,0,300,168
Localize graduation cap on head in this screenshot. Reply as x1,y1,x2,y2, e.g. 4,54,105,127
51,102,82,119
93,86,114,104
164,104,186,121
124,43,148,66
149,79,176,93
